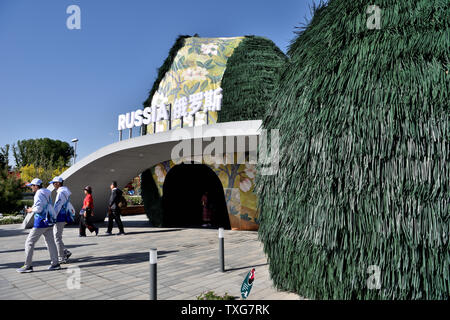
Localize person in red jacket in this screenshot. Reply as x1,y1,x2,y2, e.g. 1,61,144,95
79,186,99,237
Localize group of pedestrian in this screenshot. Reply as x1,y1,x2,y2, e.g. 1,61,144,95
17,178,126,273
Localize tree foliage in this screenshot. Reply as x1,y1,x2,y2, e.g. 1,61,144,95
0,145,10,170
256,0,449,299
12,138,74,169
0,168,23,214
20,164,67,187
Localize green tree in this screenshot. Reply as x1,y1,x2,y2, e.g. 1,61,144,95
0,144,10,170
0,168,23,214
12,138,74,168
19,163,68,186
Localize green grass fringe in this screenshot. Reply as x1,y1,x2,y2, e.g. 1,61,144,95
256,0,449,299
141,169,163,227
219,36,287,122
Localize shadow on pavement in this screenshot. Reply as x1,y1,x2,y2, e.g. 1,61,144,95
69,250,179,268
0,250,178,271
226,263,268,272
0,228,28,238
95,229,184,237
65,219,152,228
0,243,97,255
117,229,184,236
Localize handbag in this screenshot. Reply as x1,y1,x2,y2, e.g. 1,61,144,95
21,212,35,229
118,195,128,208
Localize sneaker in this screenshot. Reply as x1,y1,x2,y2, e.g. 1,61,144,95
79,234,86,237
59,252,72,264
116,232,126,235
16,265,33,273
48,264,61,271
105,231,112,236
65,251,72,260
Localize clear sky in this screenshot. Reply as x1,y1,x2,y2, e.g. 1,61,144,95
0,0,315,167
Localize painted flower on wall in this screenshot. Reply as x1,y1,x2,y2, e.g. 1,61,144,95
203,154,222,166
224,153,234,164
201,43,218,56
155,165,165,183
182,67,208,81
244,164,257,179
152,91,169,108
155,121,166,133
239,178,252,193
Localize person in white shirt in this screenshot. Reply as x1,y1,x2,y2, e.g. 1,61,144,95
17,178,60,273
49,176,73,264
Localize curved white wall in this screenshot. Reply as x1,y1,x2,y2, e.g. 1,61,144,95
49,120,262,221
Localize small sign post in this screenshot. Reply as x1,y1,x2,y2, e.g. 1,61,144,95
240,268,255,299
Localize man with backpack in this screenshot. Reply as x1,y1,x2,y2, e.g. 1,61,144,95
106,181,125,235
50,176,73,264
17,178,60,273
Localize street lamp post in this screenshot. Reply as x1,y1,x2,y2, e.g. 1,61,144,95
71,138,78,165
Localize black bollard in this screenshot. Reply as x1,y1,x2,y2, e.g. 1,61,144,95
219,228,224,272
149,248,157,300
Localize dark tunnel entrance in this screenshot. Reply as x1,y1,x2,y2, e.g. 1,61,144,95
162,163,231,229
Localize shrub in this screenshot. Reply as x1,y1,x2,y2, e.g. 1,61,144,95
196,291,235,300
0,215,24,225
0,169,23,214
124,195,143,206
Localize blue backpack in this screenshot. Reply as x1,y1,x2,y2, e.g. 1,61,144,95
64,197,76,223
44,194,57,225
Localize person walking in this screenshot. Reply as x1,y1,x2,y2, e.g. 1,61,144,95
17,178,60,273
106,181,125,235
201,191,212,227
49,176,72,264
79,186,98,237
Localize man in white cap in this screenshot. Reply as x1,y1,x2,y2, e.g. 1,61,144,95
17,178,60,273
49,176,73,264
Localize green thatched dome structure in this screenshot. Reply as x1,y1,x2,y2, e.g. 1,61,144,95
143,35,287,122
218,36,287,122
256,0,449,299
140,35,286,229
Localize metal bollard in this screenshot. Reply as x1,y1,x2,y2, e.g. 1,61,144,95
219,228,225,272
149,248,157,300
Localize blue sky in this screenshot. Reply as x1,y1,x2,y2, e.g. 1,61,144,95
0,0,315,167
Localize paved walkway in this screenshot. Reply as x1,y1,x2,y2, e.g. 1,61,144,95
0,216,302,300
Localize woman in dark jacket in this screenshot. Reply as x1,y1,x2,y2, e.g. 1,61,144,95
79,186,99,237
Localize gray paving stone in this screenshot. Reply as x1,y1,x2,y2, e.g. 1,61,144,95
0,216,303,300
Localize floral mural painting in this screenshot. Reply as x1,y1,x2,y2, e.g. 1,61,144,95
150,154,260,231
146,37,244,134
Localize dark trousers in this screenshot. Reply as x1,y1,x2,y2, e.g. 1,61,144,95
107,210,124,233
79,214,97,236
